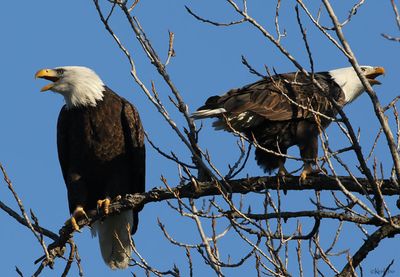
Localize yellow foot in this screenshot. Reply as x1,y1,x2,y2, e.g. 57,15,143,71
66,206,88,232
299,171,308,183
299,164,325,183
299,164,313,183
97,197,111,215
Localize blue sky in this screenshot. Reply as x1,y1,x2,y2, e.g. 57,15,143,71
1,1,399,276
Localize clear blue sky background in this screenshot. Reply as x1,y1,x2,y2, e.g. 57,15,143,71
1,1,399,276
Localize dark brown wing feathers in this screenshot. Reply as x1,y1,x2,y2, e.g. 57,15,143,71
121,101,146,195
208,72,344,123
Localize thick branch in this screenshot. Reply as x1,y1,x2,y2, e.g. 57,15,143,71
76,175,399,224
5,174,395,272
234,210,385,226
46,175,397,258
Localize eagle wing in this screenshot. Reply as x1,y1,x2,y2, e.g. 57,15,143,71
121,100,145,195
217,73,338,121
120,100,145,235
57,106,81,214
57,106,69,183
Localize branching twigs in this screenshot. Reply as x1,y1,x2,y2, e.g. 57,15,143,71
383,95,400,112
190,200,224,276
225,140,251,180
161,196,258,269
322,0,399,216
92,1,197,163
338,221,400,277
3,1,398,276
118,5,204,171
186,2,400,272
320,125,386,224
382,0,400,41
145,131,196,169
95,6,396,275
294,0,392,219
322,0,366,30
382,33,400,42
195,1,382,214
274,0,286,42
296,224,304,277
296,0,349,57
241,55,265,78
0,200,58,240
391,0,400,30
1,179,76,276
324,0,400,180
12,174,393,274
93,0,236,185
185,247,193,277
165,31,175,66
185,6,246,27
288,2,385,221
295,5,314,74
128,234,179,277
128,0,139,13
60,240,76,277
0,163,52,267
225,0,306,74
233,210,385,226
55,175,399,238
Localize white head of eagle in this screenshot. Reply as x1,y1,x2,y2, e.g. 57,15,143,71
35,66,105,108
329,66,384,103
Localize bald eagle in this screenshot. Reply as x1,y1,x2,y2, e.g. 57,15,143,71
192,66,384,180
35,66,145,269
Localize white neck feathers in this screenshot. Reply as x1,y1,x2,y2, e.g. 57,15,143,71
328,67,365,104
53,66,105,109
65,82,105,109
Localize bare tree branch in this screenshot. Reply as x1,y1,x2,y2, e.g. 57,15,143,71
338,223,400,277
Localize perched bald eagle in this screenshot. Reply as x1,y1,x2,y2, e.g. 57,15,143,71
35,66,145,269
192,66,384,180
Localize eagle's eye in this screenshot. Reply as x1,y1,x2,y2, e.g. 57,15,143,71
361,67,366,72
56,68,65,75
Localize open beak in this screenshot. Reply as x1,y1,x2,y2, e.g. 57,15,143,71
35,69,60,92
365,66,385,85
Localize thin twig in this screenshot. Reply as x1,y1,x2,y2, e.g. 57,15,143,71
185,6,246,27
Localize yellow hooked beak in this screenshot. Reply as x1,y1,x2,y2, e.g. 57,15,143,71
365,66,385,85
35,69,60,92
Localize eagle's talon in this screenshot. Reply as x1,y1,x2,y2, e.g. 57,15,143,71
67,206,88,232
299,164,314,183
299,164,327,183
299,171,309,183
70,216,81,232
97,198,111,215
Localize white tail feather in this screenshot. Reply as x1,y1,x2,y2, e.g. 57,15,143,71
191,108,226,119
92,210,133,269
